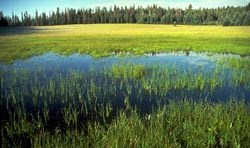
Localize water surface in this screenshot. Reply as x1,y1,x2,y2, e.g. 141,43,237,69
1,52,249,117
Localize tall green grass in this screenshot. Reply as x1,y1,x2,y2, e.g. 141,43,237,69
2,100,250,147
1,57,250,147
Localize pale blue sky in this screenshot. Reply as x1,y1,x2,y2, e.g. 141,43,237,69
0,0,249,17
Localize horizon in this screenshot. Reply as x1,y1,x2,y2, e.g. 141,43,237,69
0,0,249,17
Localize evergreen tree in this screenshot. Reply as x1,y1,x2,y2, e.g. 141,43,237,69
0,11,8,26
243,12,250,25
1,3,250,26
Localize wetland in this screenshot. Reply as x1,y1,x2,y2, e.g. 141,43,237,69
1,51,250,147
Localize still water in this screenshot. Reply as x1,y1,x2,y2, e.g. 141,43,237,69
1,52,249,116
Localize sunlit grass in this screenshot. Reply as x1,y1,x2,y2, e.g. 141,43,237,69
1,24,250,63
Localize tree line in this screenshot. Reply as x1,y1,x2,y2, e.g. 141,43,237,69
1,3,250,26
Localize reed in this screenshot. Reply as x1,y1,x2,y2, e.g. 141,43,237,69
1,55,250,147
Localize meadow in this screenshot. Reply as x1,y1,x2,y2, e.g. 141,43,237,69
0,24,250,63
1,24,250,147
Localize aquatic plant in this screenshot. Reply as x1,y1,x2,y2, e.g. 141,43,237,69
1,54,250,147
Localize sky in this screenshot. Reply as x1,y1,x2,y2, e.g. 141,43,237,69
0,0,249,17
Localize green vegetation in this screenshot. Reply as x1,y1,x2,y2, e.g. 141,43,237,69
1,17,250,147
1,58,250,147
2,3,250,26
0,24,250,63
2,100,250,147
111,64,146,79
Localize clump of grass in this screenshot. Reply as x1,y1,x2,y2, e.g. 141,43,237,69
111,64,146,79
218,57,250,70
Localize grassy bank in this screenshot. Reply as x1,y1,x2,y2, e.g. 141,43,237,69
0,24,250,63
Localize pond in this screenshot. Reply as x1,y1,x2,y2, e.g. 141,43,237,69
1,52,250,126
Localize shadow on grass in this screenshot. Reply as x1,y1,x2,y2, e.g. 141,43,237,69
0,26,49,36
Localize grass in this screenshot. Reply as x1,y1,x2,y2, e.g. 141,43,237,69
1,60,250,147
1,24,250,147
88,100,250,147
111,64,146,79
1,24,250,63
2,99,250,147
